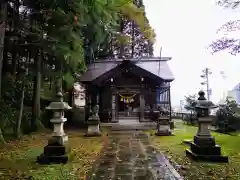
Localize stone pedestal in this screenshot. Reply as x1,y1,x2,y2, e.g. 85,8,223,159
186,117,228,162
85,120,101,137
37,92,71,164
85,105,101,137
51,116,68,143
155,116,173,136
37,141,68,164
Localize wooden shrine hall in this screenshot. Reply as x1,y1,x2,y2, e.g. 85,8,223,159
79,57,175,122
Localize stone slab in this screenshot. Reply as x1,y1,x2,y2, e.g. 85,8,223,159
190,142,221,156
37,154,68,164
186,149,228,162
37,143,68,164
155,131,174,136
194,135,215,146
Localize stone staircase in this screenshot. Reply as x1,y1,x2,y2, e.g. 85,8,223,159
101,111,156,131
117,111,139,121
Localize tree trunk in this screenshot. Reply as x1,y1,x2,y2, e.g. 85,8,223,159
16,50,29,137
12,49,18,75
0,2,7,144
119,19,124,58
32,50,42,132
190,111,193,124
17,79,25,138
49,76,52,90
0,128,6,145
12,0,20,76
0,2,7,97
2,44,8,75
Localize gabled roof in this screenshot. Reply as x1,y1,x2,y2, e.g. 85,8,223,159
79,57,174,83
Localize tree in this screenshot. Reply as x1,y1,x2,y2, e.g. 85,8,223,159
184,94,197,124
216,96,238,132
210,0,240,54
0,0,155,142
184,94,197,111
113,0,155,58
217,0,240,8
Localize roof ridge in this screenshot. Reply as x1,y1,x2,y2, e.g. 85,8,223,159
93,57,172,63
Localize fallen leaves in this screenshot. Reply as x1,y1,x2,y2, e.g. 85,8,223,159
0,129,104,180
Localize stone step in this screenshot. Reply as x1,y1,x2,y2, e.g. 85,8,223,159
118,117,139,120
118,112,138,116
111,124,156,131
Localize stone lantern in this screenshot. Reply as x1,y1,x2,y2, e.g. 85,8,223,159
155,107,173,136
186,91,228,162
85,105,101,137
37,91,72,164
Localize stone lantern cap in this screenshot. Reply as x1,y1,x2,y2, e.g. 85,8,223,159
46,92,72,111
195,91,218,110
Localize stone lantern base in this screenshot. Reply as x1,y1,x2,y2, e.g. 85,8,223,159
155,117,173,136
186,117,228,162
37,137,68,164
186,143,228,162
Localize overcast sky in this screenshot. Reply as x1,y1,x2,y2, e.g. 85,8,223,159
143,0,240,106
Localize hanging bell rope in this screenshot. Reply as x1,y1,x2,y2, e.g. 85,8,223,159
117,93,136,103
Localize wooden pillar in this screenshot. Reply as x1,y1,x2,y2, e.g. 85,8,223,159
140,78,145,122
168,86,172,121
111,78,117,122
115,93,118,119
96,92,99,105
164,91,167,108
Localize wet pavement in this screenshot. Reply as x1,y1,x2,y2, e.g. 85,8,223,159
87,131,183,180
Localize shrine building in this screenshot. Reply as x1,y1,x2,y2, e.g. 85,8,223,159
79,57,174,122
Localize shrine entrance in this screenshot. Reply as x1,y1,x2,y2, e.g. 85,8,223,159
117,93,140,117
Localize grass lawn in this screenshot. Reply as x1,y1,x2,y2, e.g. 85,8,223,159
147,120,240,180
0,129,105,180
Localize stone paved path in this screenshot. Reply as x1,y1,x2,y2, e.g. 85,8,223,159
88,131,183,180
